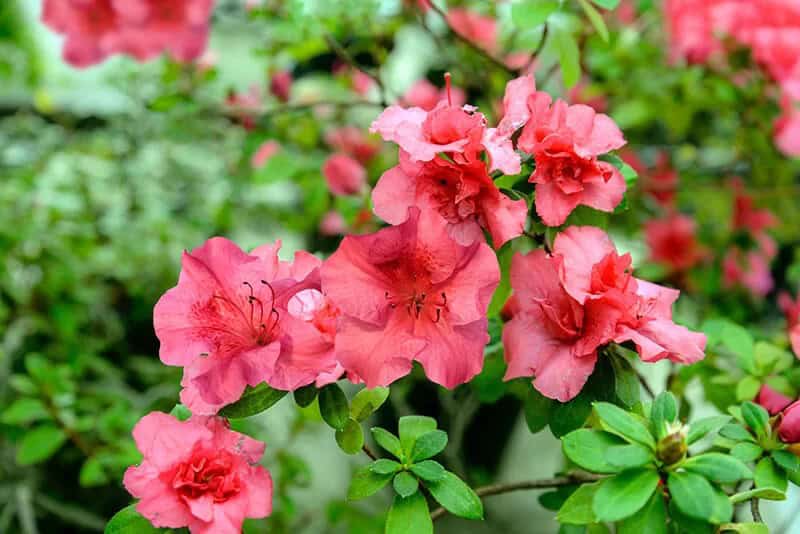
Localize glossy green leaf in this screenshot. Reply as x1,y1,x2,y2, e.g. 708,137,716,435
410,460,445,482
562,429,628,473
731,442,764,463
593,468,660,522
687,415,731,444
219,383,287,418
370,459,401,475
772,450,800,473
667,471,716,522
605,443,654,470
617,491,667,534
754,457,788,492
398,416,437,457
349,387,390,422
348,464,393,500
524,387,552,433
729,487,786,503
741,402,769,437
385,492,432,534
510,0,560,28
410,430,448,462
578,0,609,42
393,471,419,498
553,24,581,89
293,384,318,408
424,471,483,520
1,398,50,425
371,427,404,460
683,453,752,484
17,425,67,465
650,392,678,439
319,383,349,430
593,402,655,449
718,523,769,534
104,505,161,534
719,423,755,442
335,418,364,454
557,482,600,525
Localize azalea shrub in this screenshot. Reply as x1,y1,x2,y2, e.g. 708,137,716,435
1,1,800,534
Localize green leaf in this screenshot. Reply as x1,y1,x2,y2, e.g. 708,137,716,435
348,464,393,500
592,468,660,522
552,24,581,88
385,492,432,534
719,322,756,374
650,392,678,439
550,392,593,438
319,383,349,430
104,505,161,534
683,453,752,484
79,457,109,487
16,425,67,465
687,415,731,445
617,491,667,534
710,484,734,524
667,471,716,522
754,457,787,492
591,0,620,8
398,416,437,458
350,387,390,422
410,460,445,482
410,430,448,462
609,354,640,408
393,471,419,498
219,383,287,418
729,487,786,503
424,471,484,520
1,398,50,425
557,482,600,525
562,429,627,473
510,0,560,28
335,418,364,455
370,459,402,475
736,376,761,401
605,443,654,470
168,404,191,421
731,442,764,463
371,427,404,460
577,0,609,42
772,450,800,473
593,402,655,449
293,384,318,407
741,402,769,437
718,523,769,534
524,388,552,433
719,423,755,442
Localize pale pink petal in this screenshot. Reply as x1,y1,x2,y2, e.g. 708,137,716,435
579,163,626,213
372,164,417,225
482,128,521,174
414,319,489,388
553,226,617,303
439,243,500,325
496,75,536,137
130,412,211,471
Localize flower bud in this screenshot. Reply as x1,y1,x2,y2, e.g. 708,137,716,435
657,425,688,465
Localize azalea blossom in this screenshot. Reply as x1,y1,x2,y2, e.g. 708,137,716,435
154,237,339,414
124,412,272,534
251,141,280,169
446,8,499,54
756,384,794,415
779,400,800,446
42,0,214,68
402,78,466,111
322,154,367,197
518,91,627,226
722,248,774,298
324,126,381,164
319,210,347,236
779,291,800,357
321,208,500,389
645,213,706,272
503,226,705,401
269,70,293,102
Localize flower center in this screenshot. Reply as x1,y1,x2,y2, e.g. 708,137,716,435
385,290,448,323
171,449,242,503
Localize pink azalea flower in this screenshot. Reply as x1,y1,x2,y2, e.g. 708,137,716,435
226,85,262,130
567,79,608,113
154,237,339,414
402,79,466,111
779,400,800,445
757,384,794,415
319,211,347,236
645,213,706,272
503,226,705,401
779,291,800,357
321,208,500,389
664,0,722,64
774,97,800,157
446,8,499,54
269,70,293,102
731,178,777,234
123,412,272,534
518,92,627,226
322,154,367,197
372,151,527,248
722,248,774,298
643,151,679,207
371,74,534,175
250,140,280,169
352,70,376,96
324,126,381,164
42,0,124,68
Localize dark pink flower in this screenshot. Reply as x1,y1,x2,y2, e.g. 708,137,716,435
226,85,262,130
372,151,527,248
645,213,706,272
324,126,380,164
269,70,292,102
518,92,627,226
123,413,272,534
757,384,794,415
643,152,679,207
446,8,498,54
42,0,123,67
779,400,800,444
321,208,500,388
731,178,777,234
722,248,774,298
322,154,367,197
250,141,280,169
154,238,338,414
664,0,722,64
319,211,347,236
774,97,800,157
402,79,466,111
779,291,800,357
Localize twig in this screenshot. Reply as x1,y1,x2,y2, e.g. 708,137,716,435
751,497,763,523
430,472,605,521
362,444,379,461
426,2,516,75
323,33,388,106
42,393,93,457
523,24,549,72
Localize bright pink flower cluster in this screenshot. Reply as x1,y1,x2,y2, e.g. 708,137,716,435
757,385,800,452
124,413,272,533
665,0,800,156
503,226,706,401
42,0,214,68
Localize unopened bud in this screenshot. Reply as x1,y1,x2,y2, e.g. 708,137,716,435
657,431,687,465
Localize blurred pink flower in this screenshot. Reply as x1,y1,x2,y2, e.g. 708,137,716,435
324,126,380,164
567,79,608,113
123,413,272,534
447,8,498,54
518,92,627,226
779,291,800,357
731,178,778,234
722,248,774,297
269,70,292,102
775,98,800,157
251,141,280,169
645,213,706,272
319,211,347,236
321,208,500,388
402,79,466,111
226,85,262,130
757,384,794,415
322,154,367,196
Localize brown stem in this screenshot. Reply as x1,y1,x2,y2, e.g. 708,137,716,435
751,497,763,523
362,444,379,461
430,472,605,521
523,24,549,72
637,370,656,399
323,33,388,106
42,394,93,457
426,2,516,75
